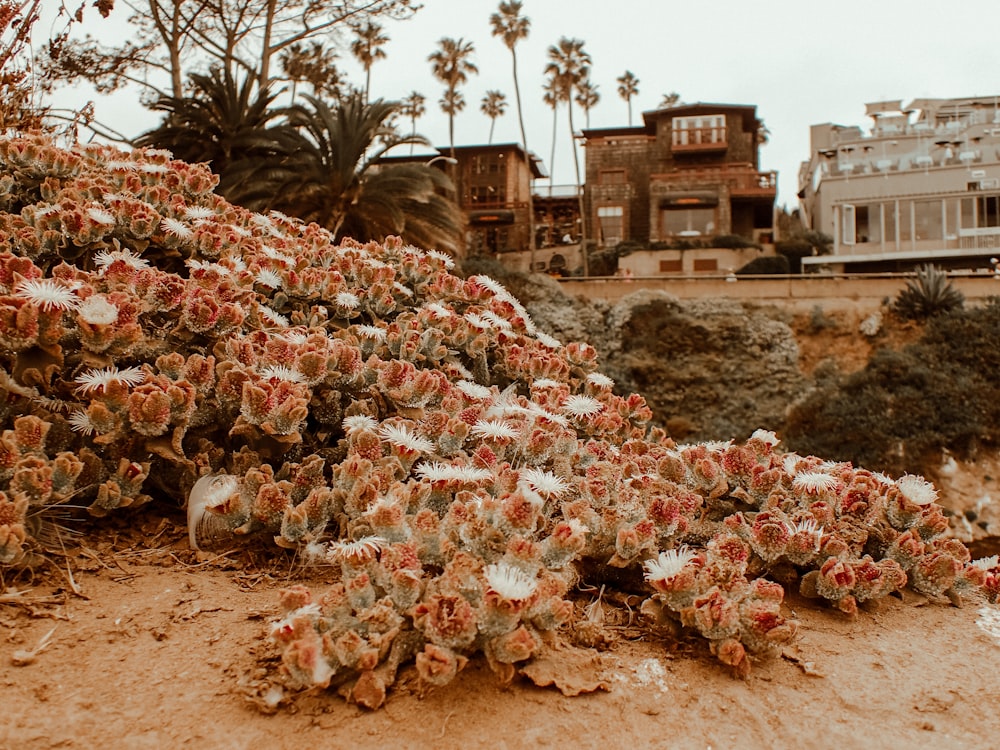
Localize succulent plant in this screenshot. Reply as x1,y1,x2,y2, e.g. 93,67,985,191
0,134,991,708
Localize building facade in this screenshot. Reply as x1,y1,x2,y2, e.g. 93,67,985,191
798,97,1000,272
583,102,777,271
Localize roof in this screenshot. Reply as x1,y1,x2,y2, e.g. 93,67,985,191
641,102,760,129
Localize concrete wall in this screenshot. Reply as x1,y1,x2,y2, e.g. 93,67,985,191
556,274,1000,310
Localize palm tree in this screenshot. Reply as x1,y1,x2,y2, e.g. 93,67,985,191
616,70,639,126
279,42,342,104
542,71,567,198
232,93,462,255
134,67,289,201
545,37,591,274
400,91,426,154
480,90,507,144
660,91,681,108
428,37,478,157
575,78,599,129
490,0,536,259
350,21,389,104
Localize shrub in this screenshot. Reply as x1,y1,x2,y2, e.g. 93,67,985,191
0,134,991,709
893,264,964,320
736,255,789,276
784,305,1000,474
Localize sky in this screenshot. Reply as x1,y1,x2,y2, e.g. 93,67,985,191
45,0,1000,208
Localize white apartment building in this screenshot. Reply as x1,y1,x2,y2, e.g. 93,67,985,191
798,97,1000,272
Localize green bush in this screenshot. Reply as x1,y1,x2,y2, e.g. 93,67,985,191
893,264,964,320
736,255,789,275
783,305,1000,474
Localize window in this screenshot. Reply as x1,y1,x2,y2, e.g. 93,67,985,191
597,205,624,246
600,169,627,185
841,205,856,245
659,259,683,273
671,115,727,147
977,194,1000,227
662,207,715,236
472,154,507,176
469,185,506,205
693,258,718,272
914,199,943,241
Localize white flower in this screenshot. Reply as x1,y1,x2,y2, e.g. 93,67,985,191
77,295,119,326
67,410,96,435
424,302,453,319
354,324,387,341
378,423,434,454
415,462,492,484
326,536,385,565
183,205,216,221
535,331,561,349
334,291,361,310
469,275,507,297
484,561,537,602
750,429,780,447
106,159,137,172
531,378,561,389
561,394,604,419
455,380,492,400
896,474,938,506
254,269,282,289
526,403,570,427
792,471,840,495
971,555,1000,571
393,281,413,297
480,310,512,331
160,216,193,239
280,330,309,345
74,365,146,394
470,419,520,441
258,365,304,382
86,206,116,225
139,162,169,174
342,415,378,434
425,248,455,269
643,547,697,584
586,372,615,389
520,468,569,499
258,305,289,327
464,312,491,330
14,278,81,312
94,248,150,272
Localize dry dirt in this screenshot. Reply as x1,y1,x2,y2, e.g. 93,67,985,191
3,469,1000,750
4,308,1000,750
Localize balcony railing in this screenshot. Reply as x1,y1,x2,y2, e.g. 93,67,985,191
652,166,777,197
959,226,1000,248
671,128,728,152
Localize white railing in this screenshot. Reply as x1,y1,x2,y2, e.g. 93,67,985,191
959,226,1000,249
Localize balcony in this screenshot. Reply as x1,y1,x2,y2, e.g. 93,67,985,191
652,166,777,198
671,127,728,153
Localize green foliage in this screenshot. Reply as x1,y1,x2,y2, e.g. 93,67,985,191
784,304,1000,474
893,264,965,320
736,255,788,275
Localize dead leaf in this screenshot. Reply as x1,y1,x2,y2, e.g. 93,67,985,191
519,646,611,696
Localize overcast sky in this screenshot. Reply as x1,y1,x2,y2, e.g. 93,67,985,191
49,0,1000,208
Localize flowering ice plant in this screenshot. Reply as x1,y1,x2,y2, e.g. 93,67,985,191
0,134,990,710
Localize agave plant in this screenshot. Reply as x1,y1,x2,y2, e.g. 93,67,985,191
893,264,964,320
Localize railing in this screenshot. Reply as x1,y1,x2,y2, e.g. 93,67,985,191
959,226,1000,249
555,271,1000,306
671,127,728,152
534,184,581,199
651,165,777,195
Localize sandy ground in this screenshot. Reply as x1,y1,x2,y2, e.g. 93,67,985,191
2,503,1000,750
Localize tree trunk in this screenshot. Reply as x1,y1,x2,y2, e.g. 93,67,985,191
567,93,587,276
511,48,536,265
